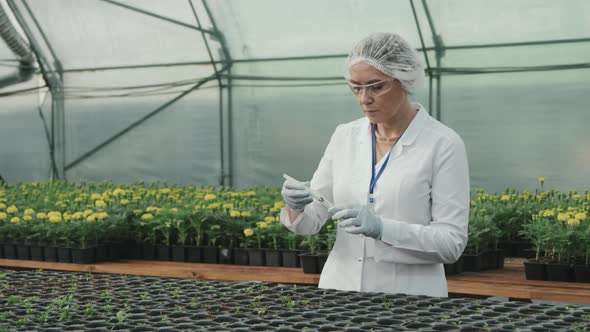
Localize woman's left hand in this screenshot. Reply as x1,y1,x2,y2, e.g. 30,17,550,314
330,206,383,240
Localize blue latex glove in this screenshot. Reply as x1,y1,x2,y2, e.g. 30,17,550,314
330,206,383,240
281,178,313,211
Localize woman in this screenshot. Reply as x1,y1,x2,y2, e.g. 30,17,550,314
280,32,469,297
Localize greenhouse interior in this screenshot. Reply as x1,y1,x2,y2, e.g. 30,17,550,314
1,0,590,331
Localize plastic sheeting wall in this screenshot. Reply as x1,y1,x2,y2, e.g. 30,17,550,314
0,0,589,193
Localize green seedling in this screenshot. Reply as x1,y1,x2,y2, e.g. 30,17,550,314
84,304,96,316
140,293,150,301
112,310,128,325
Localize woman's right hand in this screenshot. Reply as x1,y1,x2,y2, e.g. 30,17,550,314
281,178,313,212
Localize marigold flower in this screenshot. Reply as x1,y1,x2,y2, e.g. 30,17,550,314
141,213,154,220
229,210,241,217
86,214,97,222
0,212,6,220
273,201,285,209
95,200,106,208
538,177,545,184
36,212,47,219
83,209,93,217
10,217,20,224
0,203,6,210
575,212,587,221
246,191,257,196
204,194,217,201
557,213,569,222
256,221,268,229
241,211,252,217
243,228,254,237
91,193,102,200
265,216,276,223
6,205,18,213
567,219,580,226
96,212,108,220
24,208,35,215
72,212,84,219
146,206,158,212
120,199,130,205
24,215,33,221
170,208,178,213
49,215,62,223
223,203,234,209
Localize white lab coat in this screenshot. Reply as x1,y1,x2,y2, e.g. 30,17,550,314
281,103,469,297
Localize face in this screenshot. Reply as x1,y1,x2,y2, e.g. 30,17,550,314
348,63,407,124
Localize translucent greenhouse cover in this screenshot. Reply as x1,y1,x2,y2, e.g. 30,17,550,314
0,0,589,193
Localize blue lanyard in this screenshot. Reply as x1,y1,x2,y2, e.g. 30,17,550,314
369,124,405,203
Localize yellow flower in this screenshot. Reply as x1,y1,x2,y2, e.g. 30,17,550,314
133,209,143,216
243,228,254,237
265,216,276,223
557,213,569,222
0,203,6,210
575,212,587,221
23,215,33,221
543,210,555,217
567,219,580,226
95,200,106,208
273,201,285,209
573,194,582,200
223,203,234,209
96,212,108,220
63,213,72,221
10,217,20,224
204,194,217,201
170,208,178,213
141,213,154,220
146,206,158,212
194,205,201,210
91,193,102,200
83,209,94,217
256,221,268,229
241,211,251,217
207,203,220,209
36,212,47,220
24,208,35,215
72,212,84,219
6,205,18,213
538,177,545,184
269,207,279,213
500,195,510,202
74,197,83,202
229,210,241,217
49,215,62,223
246,191,257,196
0,212,6,220
120,199,130,205
86,214,97,222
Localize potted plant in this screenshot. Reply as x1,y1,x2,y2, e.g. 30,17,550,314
299,234,320,274
573,215,590,282
521,213,551,280
264,220,283,267
246,221,267,266
281,232,302,268
462,212,492,272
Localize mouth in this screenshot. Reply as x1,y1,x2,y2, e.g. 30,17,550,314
364,110,379,115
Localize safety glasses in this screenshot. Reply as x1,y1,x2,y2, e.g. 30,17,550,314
347,79,394,98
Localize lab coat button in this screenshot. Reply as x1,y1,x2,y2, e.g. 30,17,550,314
357,257,363,262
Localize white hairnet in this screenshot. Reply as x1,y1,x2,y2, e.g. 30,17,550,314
345,32,425,93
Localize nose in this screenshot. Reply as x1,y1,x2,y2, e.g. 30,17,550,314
359,89,373,105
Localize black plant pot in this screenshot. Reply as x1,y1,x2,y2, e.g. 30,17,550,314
462,253,483,272
523,259,547,280
124,241,142,259
299,253,319,274
71,247,96,264
16,244,31,260
142,243,156,260
233,248,249,265
247,248,265,266
512,240,531,258
317,253,328,273
202,246,218,263
95,244,109,262
264,249,282,267
444,256,464,275
44,245,58,262
546,262,573,282
171,245,186,262
57,247,72,263
574,265,590,283
218,247,233,264
0,242,3,258
186,246,203,263
156,245,171,261
281,249,301,267
482,250,495,270
30,245,44,261
3,243,16,259
495,249,505,269
108,242,122,260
